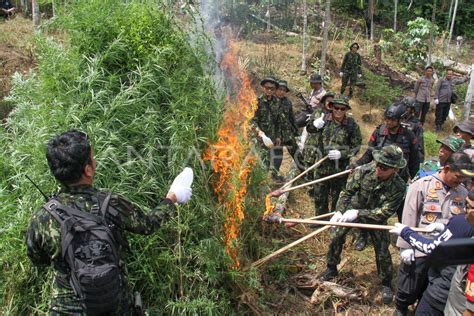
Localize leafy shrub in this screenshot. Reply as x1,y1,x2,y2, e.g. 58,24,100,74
361,68,402,107
423,131,439,159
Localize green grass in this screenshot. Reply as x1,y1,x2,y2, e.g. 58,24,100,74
0,0,270,314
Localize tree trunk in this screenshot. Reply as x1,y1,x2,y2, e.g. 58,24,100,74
369,0,374,41
21,0,28,16
428,0,437,65
393,0,398,32
319,0,331,76
447,0,458,51
301,0,308,73
463,66,474,120
32,0,40,28
446,0,454,31
266,0,271,32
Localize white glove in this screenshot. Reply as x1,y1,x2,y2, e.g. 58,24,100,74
426,222,445,233
339,72,344,77
357,74,362,78
328,150,341,160
400,248,415,265
340,209,358,223
261,134,274,148
389,223,407,236
329,211,343,224
168,167,193,204
435,99,439,105
312,113,325,130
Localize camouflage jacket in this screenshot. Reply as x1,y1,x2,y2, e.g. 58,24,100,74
277,96,298,143
341,52,362,75
252,95,281,141
356,124,420,179
26,185,175,313
336,161,406,224
304,112,362,175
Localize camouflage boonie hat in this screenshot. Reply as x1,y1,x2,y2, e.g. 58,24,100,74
436,136,465,153
260,76,279,87
277,80,290,92
332,98,351,110
453,120,474,137
373,145,407,169
320,91,336,105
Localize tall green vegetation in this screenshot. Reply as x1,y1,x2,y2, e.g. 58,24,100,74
0,0,267,314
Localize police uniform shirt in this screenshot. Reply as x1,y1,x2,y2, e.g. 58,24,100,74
396,172,468,258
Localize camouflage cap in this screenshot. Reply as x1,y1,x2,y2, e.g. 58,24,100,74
309,73,323,83
320,91,336,105
436,136,465,153
453,120,474,137
373,145,407,169
350,42,360,49
277,80,290,92
332,98,351,109
260,76,279,87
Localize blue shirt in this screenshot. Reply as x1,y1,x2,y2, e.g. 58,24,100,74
400,215,474,254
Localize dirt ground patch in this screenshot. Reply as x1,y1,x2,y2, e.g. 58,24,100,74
0,16,36,119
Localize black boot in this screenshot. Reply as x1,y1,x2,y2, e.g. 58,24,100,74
318,266,338,282
354,234,368,251
381,285,393,304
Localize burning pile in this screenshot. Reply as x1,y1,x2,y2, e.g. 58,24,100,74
204,42,258,268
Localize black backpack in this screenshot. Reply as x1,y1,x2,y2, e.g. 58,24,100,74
43,192,124,314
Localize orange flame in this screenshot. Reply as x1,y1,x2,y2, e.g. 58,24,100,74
264,194,275,217
204,42,258,268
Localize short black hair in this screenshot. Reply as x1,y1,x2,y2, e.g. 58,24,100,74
425,65,434,71
445,152,472,173
46,129,92,185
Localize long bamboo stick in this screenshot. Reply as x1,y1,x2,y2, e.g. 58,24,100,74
271,168,357,197
251,212,335,268
280,218,431,233
281,156,329,189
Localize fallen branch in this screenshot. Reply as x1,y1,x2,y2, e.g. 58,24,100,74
311,281,362,303
280,218,431,233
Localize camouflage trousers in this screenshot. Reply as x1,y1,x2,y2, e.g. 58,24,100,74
311,174,347,216
327,226,393,285
340,73,357,97
49,281,137,315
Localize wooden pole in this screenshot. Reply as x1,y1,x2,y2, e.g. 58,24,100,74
251,225,332,269
278,168,356,194
280,218,431,233
281,156,329,189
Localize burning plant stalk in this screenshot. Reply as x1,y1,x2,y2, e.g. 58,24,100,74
204,42,258,268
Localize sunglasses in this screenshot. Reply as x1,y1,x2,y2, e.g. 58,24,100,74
263,85,276,91
376,163,391,171
332,106,347,112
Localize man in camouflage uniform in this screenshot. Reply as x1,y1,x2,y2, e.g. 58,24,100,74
275,80,300,169
252,76,284,178
393,152,470,316
401,96,425,163
353,103,420,250
26,130,193,315
318,145,407,304
454,120,474,162
340,43,362,98
303,98,362,215
415,135,465,180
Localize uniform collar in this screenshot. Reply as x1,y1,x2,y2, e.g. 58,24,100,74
326,113,348,125
61,184,96,195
